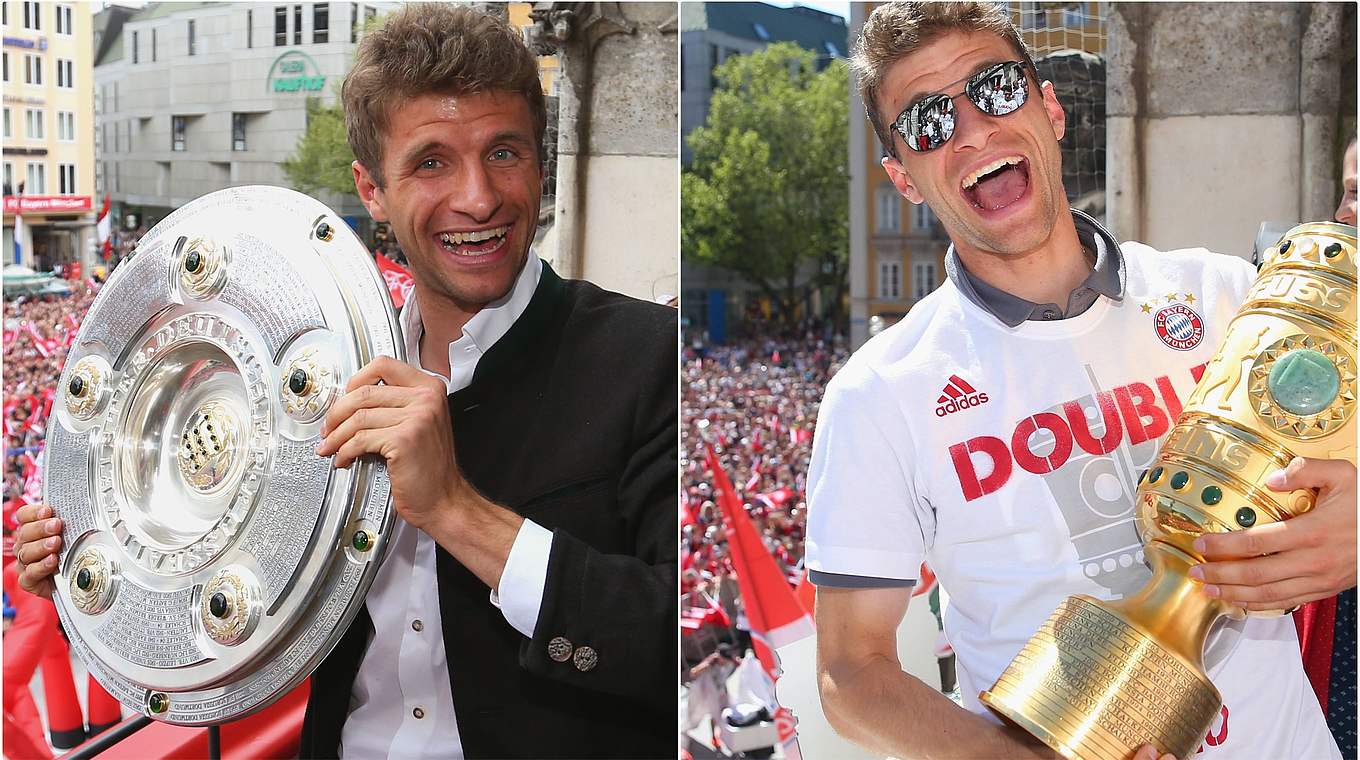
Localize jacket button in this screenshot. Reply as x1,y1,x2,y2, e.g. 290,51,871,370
573,645,598,672
548,636,573,662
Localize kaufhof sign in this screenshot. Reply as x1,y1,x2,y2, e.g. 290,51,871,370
267,50,326,93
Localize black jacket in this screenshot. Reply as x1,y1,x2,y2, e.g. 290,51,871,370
299,263,677,758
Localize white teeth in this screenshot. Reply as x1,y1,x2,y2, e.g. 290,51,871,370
962,157,1024,190
439,226,509,246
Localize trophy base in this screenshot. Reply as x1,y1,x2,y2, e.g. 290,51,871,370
980,596,1221,760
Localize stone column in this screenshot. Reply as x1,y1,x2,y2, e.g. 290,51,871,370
1106,3,1353,257
529,2,678,302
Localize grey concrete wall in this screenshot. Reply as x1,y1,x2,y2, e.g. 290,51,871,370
544,2,679,302
1106,3,1355,258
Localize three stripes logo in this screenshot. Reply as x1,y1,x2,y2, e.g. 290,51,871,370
935,374,989,417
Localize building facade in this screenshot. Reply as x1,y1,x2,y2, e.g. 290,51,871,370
3,0,98,270
93,2,397,237
848,1,1108,347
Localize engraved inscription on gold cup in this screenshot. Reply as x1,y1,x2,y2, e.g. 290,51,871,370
980,222,1357,760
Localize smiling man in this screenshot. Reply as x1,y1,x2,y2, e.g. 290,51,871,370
806,3,1349,759
303,6,676,758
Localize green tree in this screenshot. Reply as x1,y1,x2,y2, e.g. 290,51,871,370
280,96,357,198
682,42,849,326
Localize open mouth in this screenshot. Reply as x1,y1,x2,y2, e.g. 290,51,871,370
961,157,1029,213
438,225,510,257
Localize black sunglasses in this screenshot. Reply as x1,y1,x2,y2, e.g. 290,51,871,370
892,61,1030,153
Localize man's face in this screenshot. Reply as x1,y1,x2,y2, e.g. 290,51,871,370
1336,141,1356,227
879,30,1067,258
353,91,542,314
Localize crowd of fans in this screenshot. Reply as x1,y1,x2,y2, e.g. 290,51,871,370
680,324,849,610
2,287,100,534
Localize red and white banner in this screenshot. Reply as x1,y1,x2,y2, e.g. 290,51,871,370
374,253,415,309
96,195,112,260
3,196,93,214
704,446,814,677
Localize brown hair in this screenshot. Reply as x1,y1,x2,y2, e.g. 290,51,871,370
853,2,1037,158
342,3,547,187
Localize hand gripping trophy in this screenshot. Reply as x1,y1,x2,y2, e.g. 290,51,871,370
980,222,1357,760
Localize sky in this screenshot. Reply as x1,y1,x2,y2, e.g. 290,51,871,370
765,0,851,23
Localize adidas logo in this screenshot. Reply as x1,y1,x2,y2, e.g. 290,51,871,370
935,374,989,417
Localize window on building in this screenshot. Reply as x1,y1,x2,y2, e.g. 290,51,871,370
114,161,120,192
913,261,938,300
24,108,42,139
2,3,7,26
56,4,72,35
113,81,119,112
912,203,935,234
101,121,106,151
274,7,286,46
1063,6,1087,28
23,1,40,31
247,9,253,48
96,162,104,194
232,113,247,151
1021,1,1044,31
132,30,139,63
878,260,901,300
56,58,73,88
350,2,359,42
314,3,329,43
172,115,186,151
58,163,76,194
293,5,302,44
188,20,196,55
875,186,900,233
24,54,40,85
26,162,46,194
2,52,8,83
3,164,13,196
751,22,769,41
57,111,74,141
2,108,9,140
152,27,158,62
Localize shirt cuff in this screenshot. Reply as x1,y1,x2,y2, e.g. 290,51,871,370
489,518,553,638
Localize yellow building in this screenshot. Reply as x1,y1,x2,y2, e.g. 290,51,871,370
3,0,98,271
848,1,1107,347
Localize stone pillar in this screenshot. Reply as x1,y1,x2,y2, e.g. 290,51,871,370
529,2,678,302
1106,3,1353,257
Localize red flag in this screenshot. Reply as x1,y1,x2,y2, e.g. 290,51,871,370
374,253,415,308
705,445,813,679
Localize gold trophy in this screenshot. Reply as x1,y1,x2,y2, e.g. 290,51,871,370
979,222,1357,760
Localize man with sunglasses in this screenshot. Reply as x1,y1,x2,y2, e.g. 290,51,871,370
806,3,1347,759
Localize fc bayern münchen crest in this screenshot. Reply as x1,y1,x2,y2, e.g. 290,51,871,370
1154,303,1205,350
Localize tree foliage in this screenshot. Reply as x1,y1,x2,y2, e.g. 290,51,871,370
682,43,849,324
281,96,357,198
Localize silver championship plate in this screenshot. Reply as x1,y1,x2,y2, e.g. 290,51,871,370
43,186,403,725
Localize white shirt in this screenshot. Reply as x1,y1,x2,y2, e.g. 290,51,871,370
807,244,1339,759
341,255,555,759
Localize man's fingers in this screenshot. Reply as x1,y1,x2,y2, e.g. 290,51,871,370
1265,456,1356,493
1193,519,1296,560
14,502,51,526
332,429,380,470
1198,574,1319,607
16,516,64,547
321,384,413,437
18,554,59,599
18,534,62,565
318,407,405,457
1191,550,1308,588
345,355,430,392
